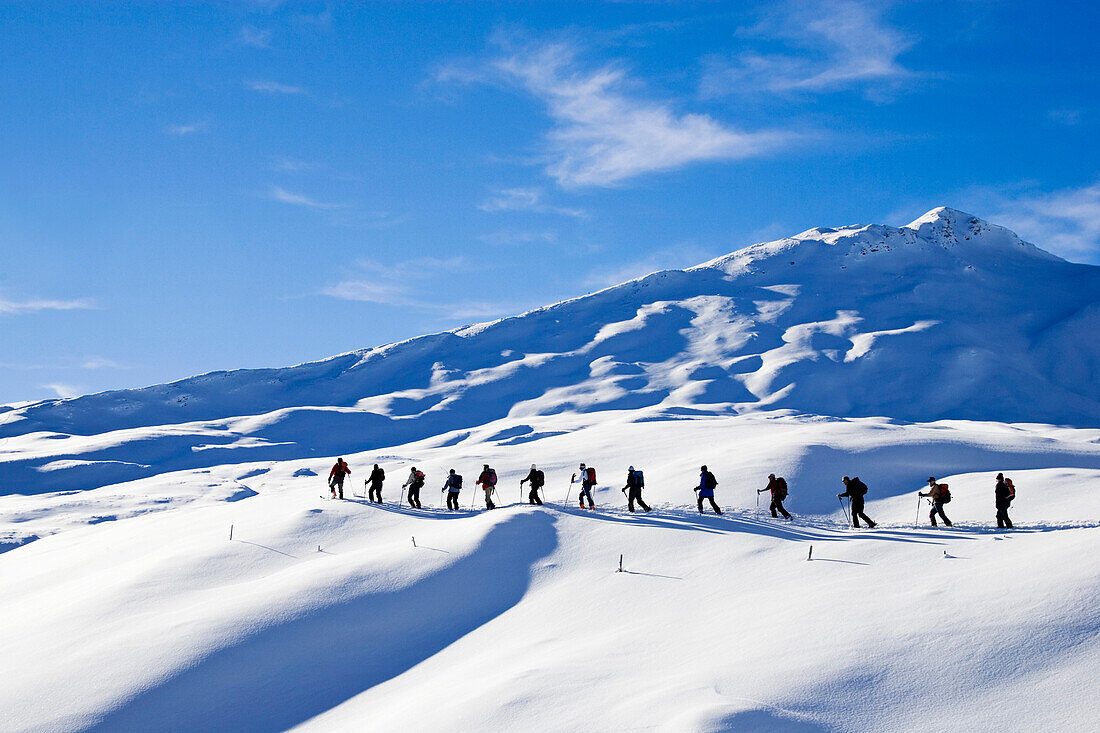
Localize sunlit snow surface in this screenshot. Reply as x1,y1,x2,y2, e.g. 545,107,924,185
1,209,1098,731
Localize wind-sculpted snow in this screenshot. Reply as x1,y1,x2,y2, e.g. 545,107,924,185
2,207,1099,496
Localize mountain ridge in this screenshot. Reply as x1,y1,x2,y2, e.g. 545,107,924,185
2,207,1099,493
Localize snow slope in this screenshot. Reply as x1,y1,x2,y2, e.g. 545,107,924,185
2,208,1099,495
2,208,1099,731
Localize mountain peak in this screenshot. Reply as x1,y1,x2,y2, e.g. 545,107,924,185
904,206,983,231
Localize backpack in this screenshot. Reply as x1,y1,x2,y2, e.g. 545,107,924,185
851,478,868,496
936,483,951,503
1006,481,1015,502
486,468,497,486
585,467,597,484
413,470,425,482
775,477,788,500
452,474,463,489
532,470,544,488
705,471,718,490
634,469,644,487
377,468,385,481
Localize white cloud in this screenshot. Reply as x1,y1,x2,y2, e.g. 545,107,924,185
447,39,791,187
247,80,306,94
42,383,82,399
0,296,95,315
165,122,208,136
985,181,1100,262
478,188,587,218
81,357,128,370
268,186,343,210
323,257,539,321
479,230,559,246
701,0,916,100
240,25,272,48
583,242,714,290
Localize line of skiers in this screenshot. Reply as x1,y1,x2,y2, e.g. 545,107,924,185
327,459,1017,528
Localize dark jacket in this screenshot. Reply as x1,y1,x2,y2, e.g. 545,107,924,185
840,478,868,499
766,477,788,499
626,469,643,490
995,479,1012,508
368,467,385,485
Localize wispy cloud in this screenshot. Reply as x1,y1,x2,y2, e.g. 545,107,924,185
443,38,792,187
583,242,714,290
81,356,128,370
701,0,916,100
478,187,586,218
323,257,537,321
240,25,272,48
268,186,343,210
247,80,306,95
0,296,96,315
165,121,208,136
982,181,1100,262
42,383,82,399
479,230,559,246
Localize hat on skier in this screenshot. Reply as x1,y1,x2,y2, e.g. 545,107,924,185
579,462,586,468
531,464,536,470
628,466,634,471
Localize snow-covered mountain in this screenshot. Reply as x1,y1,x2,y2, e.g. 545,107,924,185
2,207,1099,495
3,208,1099,732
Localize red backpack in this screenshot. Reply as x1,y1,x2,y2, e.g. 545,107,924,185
935,483,951,503
486,468,497,486
586,467,597,484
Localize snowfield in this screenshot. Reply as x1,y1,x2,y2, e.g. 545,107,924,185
1,208,1098,731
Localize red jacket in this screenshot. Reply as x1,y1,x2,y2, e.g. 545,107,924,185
329,461,351,479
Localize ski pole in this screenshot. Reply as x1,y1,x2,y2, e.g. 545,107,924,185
914,494,921,527
755,490,760,516
839,496,851,527
563,474,576,507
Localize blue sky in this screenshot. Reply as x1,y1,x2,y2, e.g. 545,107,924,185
1,0,1097,404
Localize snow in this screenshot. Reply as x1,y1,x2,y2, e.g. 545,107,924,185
1,208,1098,731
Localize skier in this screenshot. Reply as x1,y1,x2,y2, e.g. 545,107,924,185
622,466,652,513
403,467,425,509
918,476,953,527
695,465,722,514
443,469,463,511
476,464,498,510
328,457,351,499
757,473,792,519
838,476,876,528
995,472,1014,529
520,464,545,505
577,463,597,509
366,463,385,503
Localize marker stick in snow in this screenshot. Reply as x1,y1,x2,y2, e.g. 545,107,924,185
807,545,812,561
412,536,416,548
618,554,623,573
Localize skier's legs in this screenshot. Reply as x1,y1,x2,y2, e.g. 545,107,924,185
529,487,543,505
770,498,779,518
697,496,705,513
484,487,495,509
707,497,723,514
775,498,791,519
335,477,345,499
931,502,950,526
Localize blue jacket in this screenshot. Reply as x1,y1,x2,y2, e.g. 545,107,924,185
698,471,716,498
445,474,463,492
